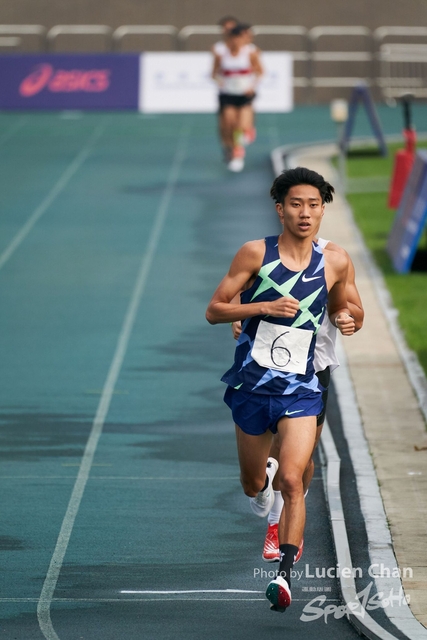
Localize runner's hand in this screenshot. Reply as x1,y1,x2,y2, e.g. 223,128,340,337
265,297,299,318
335,313,355,335
231,321,242,340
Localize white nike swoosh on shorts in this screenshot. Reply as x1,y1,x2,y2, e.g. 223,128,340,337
285,409,304,416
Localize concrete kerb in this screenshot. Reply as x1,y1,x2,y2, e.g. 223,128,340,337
333,337,427,640
271,140,427,640
320,419,405,640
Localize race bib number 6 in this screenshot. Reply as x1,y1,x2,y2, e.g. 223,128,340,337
251,320,313,375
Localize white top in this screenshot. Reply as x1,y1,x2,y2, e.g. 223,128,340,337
213,40,257,55
215,43,256,95
314,238,340,373
213,41,227,56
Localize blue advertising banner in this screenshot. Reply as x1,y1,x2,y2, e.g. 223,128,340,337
387,150,427,273
0,54,139,109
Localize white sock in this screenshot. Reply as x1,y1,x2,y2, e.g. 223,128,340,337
268,491,284,525
267,489,308,527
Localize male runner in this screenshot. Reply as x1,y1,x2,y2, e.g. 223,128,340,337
212,24,263,172
238,239,364,563
231,239,364,563
206,167,357,612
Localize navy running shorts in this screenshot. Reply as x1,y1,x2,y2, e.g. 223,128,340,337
224,386,324,436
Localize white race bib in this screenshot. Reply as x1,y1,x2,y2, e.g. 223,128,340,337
251,320,313,375
222,75,254,95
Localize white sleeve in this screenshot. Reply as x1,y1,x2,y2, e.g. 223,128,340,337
317,237,330,249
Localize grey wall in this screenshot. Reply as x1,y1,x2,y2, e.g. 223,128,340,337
1,0,426,29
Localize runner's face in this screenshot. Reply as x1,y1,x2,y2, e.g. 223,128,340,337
222,20,237,40
222,21,237,35
276,184,325,238
228,33,245,51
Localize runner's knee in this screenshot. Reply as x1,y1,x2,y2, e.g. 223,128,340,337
278,470,304,498
240,473,265,497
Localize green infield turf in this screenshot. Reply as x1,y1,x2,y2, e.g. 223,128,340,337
344,142,427,376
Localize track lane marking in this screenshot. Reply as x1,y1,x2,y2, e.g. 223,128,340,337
0,475,241,480
4,596,342,602
121,589,263,594
36,125,189,640
0,120,105,272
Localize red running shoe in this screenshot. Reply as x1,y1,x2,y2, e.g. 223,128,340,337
243,127,257,145
262,524,280,562
262,526,304,564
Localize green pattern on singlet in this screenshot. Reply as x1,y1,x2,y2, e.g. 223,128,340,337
250,259,325,335
250,260,301,301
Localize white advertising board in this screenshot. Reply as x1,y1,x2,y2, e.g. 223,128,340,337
139,52,293,113
254,52,293,113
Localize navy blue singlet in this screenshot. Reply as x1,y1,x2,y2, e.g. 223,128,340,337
221,236,328,395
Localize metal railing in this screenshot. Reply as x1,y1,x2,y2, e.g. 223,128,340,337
113,25,178,51
309,26,374,92
47,25,112,52
374,26,427,44
0,37,21,47
178,24,222,48
251,26,310,88
378,44,427,100
0,24,46,36
0,24,46,51
373,26,427,101
1,23,427,101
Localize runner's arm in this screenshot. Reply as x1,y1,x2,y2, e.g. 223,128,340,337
326,253,355,336
345,257,364,332
206,241,300,324
323,241,364,332
212,54,222,84
230,294,242,339
250,50,263,79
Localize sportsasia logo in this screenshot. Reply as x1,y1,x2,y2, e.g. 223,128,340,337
19,64,111,97
301,274,322,282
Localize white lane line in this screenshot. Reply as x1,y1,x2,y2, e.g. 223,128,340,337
0,121,105,272
36,126,189,640
3,596,342,603
0,476,240,480
0,117,27,147
2,475,323,481
121,589,263,594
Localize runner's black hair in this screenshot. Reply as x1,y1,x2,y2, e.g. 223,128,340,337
270,167,335,204
230,24,249,37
